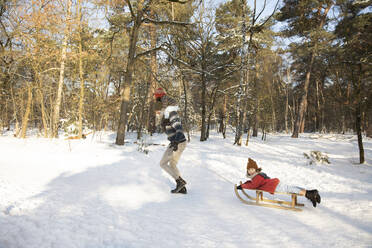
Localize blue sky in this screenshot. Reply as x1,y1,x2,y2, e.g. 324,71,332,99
87,0,284,31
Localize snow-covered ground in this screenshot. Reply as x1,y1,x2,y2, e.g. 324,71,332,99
0,131,371,248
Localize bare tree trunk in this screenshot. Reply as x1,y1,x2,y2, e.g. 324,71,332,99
35,72,48,137
335,70,346,133
315,79,320,131
19,85,32,138
224,107,230,138
292,5,331,138
38,90,48,137
245,115,251,146
218,111,223,133
206,114,211,140
181,74,191,141
234,0,278,143
4,100,8,132
354,65,365,164
220,95,229,139
245,128,250,146
234,0,248,145
51,0,71,138
200,61,207,141
147,12,157,135
319,79,326,132
252,97,258,137
77,0,85,138
10,82,20,136
116,0,144,145
269,78,276,132
204,86,220,141
237,48,253,143
137,83,149,140
252,64,259,137
292,53,314,138
240,65,251,139
221,95,227,139
284,67,291,133
1,100,5,133
300,112,305,133
285,85,289,133
356,104,365,163
261,125,266,141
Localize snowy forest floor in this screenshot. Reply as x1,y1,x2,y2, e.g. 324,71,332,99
0,131,371,248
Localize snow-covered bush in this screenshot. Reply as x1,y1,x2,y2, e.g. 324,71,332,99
303,151,330,165
137,139,149,154
60,118,78,136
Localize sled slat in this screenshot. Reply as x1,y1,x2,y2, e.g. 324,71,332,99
235,184,303,211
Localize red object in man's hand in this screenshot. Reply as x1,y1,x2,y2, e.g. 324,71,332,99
154,87,166,98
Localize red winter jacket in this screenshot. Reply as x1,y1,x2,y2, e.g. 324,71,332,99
241,173,280,194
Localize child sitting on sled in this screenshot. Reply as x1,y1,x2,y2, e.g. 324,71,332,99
237,158,321,207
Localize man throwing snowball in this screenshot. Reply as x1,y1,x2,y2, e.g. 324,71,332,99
154,88,188,194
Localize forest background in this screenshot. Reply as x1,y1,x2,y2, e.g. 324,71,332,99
0,0,371,163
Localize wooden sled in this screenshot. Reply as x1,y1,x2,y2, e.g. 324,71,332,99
234,182,304,212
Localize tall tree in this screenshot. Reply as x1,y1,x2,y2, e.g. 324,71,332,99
334,0,372,163
235,0,278,145
77,0,85,138
1,1,15,133
51,0,72,138
113,0,193,145
215,0,279,144
277,0,334,138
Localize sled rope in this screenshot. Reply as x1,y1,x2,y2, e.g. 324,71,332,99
202,165,238,185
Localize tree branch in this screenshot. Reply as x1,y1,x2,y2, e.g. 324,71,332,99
167,0,189,4
255,0,280,30
218,83,249,94
255,0,267,21
125,0,136,19
160,47,211,75
143,17,193,26
40,68,60,74
135,44,164,60
106,30,120,62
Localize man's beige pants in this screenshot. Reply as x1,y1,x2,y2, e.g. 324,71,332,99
160,141,187,180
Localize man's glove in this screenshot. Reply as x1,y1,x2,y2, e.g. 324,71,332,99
236,185,242,190
161,118,171,128
161,118,171,132
169,141,178,151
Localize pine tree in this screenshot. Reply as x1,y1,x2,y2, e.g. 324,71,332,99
277,0,334,138
334,0,372,163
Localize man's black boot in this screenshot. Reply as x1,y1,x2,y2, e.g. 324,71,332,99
171,177,187,193
178,186,187,194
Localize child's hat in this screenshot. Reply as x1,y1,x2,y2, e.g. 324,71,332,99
247,158,258,170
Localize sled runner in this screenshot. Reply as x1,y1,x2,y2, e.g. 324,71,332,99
234,182,304,212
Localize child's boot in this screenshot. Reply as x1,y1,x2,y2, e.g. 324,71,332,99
315,190,321,204
305,190,317,207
